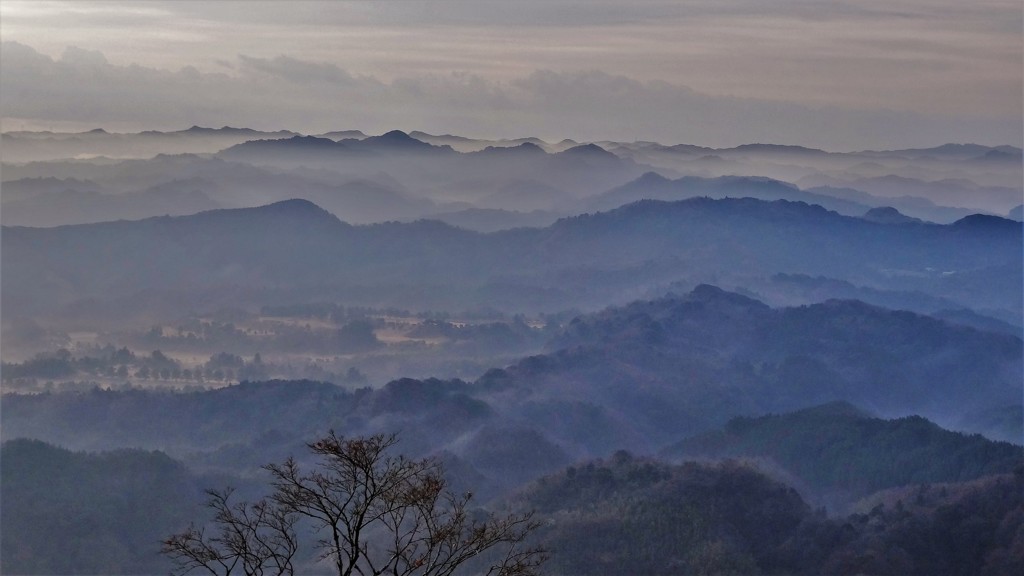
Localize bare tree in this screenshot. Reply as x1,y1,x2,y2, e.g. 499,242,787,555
163,432,546,576
162,488,299,576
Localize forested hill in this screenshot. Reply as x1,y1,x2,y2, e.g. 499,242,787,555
5,437,1021,576
3,196,1020,318
0,439,202,575
5,288,1020,469
512,454,1024,576
662,401,1024,504
488,285,1023,445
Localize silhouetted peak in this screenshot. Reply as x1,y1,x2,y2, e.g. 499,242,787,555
952,214,1019,230
711,174,796,188
257,198,326,213
976,149,1023,162
930,143,991,155
862,206,921,225
635,171,671,186
210,126,275,135
871,142,1009,158
690,284,727,298
378,129,413,140
731,143,825,154
157,199,344,228
606,196,836,223
286,135,335,145
516,142,545,152
668,143,714,154
187,125,255,134
217,126,264,133
476,141,547,156
319,129,367,139
687,284,769,310
372,130,422,144
229,135,338,149
245,199,340,223
559,143,615,159
363,130,437,150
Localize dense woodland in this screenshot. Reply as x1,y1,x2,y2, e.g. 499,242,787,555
4,436,1021,575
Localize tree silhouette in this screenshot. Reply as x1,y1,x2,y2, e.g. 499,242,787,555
163,432,545,576
162,488,299,576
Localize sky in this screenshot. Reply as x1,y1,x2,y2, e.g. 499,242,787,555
1,0,1021,150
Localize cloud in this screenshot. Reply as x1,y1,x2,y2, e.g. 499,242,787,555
3,1,1019,125
237,54,355,86
1,41,1019,150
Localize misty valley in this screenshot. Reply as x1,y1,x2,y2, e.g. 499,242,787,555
2,127,1022,576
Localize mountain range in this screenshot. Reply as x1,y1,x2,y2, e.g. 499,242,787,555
3,127,1021,575
5,129,1019,226
5,195,1019,328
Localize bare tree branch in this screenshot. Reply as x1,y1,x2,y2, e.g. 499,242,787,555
162,488,299,576
165,432,546,576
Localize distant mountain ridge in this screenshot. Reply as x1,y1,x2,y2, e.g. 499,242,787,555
3,196,1019,319
7,127,1016,223
600,172,994,223
1,126,300,163
797,174,1021,214
589,171,875,215
220,129,454,160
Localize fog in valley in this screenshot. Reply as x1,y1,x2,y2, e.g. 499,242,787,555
2,2,1022,575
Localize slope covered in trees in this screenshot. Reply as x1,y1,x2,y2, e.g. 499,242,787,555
0,439,204,575
663,402,1023,507
512,454,1024,576
4,283,1021,573
519,454,810,575
497,285,1023,445
5,289,1020,488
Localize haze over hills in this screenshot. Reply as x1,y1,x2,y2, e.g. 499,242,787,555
796,174,1023,215
4,288,1020,572
5,0,1024,570
3,196,1020,326
5,285,1020,471
588,172,877,215
0,154,445,227
4,128,1019,229
2,127,1022,576
0,126,299,163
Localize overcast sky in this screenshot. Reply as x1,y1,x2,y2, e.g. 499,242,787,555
1,0,1021,149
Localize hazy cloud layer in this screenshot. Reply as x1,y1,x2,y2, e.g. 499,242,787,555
2,0,1021,148
2,40,1018,150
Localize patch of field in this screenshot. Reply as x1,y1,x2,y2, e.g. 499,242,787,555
375,326,446,345
163,352,215,367
257,316,339,329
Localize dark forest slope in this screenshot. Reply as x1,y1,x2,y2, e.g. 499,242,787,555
663,402,1023,503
